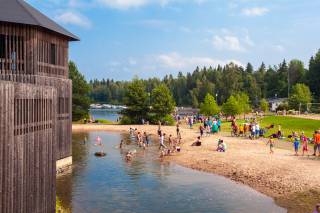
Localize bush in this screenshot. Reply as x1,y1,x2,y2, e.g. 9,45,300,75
120,116,134,125
147,113,175,126
276,103,289,111
162,114,175,126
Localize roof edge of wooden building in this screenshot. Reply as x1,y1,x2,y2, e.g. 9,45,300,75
0,0,79,41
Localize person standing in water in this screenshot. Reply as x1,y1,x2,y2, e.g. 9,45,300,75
159,133,167,150
119,140,124,149
144,132,150,147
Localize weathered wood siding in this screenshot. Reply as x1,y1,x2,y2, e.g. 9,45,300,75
0,81,57,213
0,23,72,160
0,22,73,213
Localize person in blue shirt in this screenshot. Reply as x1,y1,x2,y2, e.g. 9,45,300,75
293,137,300,156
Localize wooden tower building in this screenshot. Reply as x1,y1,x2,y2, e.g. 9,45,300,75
0,0,78,212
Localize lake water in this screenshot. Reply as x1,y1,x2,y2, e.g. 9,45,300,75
56,131,286,213
89,109,120,122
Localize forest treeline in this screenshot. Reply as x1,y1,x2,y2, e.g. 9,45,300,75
89,50,320,108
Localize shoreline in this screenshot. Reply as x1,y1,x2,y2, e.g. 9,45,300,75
72,124,320,213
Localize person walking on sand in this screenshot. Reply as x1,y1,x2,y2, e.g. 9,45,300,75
176,123,181,138
200,125,204,138
168,134,174,149
293,137,300,156
266,136,275,154
313,130,320,156
300,132,309,156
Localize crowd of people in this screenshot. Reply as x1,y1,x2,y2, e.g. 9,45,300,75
121,114,320,161
287,130,320,157
231,117,275,139
121,126,183,160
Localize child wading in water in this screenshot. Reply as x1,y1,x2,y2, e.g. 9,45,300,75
266,136,275,154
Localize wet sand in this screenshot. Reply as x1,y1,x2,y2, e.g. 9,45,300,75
72,124,320,213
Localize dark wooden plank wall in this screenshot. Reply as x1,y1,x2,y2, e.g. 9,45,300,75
36,76,72,159
0,23,69,80
0,23,72,160
36,28,69,79
0,80,57,213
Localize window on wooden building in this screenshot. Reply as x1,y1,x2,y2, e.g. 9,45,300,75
50,43,56,65
0,34,5,58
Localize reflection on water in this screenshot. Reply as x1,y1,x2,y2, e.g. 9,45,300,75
56,131,286,213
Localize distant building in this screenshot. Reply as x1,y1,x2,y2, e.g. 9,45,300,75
176,107,199,116
0,0,78,212
267,98,288,111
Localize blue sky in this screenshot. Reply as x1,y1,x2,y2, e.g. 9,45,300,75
27,0,320,80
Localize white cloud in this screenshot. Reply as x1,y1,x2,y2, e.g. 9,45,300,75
96,0,148,9
140,19,171,28
95,0,207,9
272,45,285,52
180,26,192,33
212,35,245,52
128,58,137,65
55,11,91,28
244,35,255,47
156,52,243,70
242,7,269,16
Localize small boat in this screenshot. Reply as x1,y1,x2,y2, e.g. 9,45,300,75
94,152,106,157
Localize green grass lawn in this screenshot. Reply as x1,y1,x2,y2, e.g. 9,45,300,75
220,116,320,138
258,116,319,138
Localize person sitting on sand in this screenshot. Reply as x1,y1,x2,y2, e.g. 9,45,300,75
216,139,227,152
191,136,202,146
266,136,275,154
293,137,300,156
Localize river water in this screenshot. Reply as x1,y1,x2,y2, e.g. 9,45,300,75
89,109,120,122
56,131,286,213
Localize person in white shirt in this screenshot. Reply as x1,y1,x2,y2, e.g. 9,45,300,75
159,133,167,150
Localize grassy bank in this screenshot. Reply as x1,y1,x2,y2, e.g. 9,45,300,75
216,116,319,138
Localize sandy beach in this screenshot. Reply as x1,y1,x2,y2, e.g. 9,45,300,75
73,124,320,213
